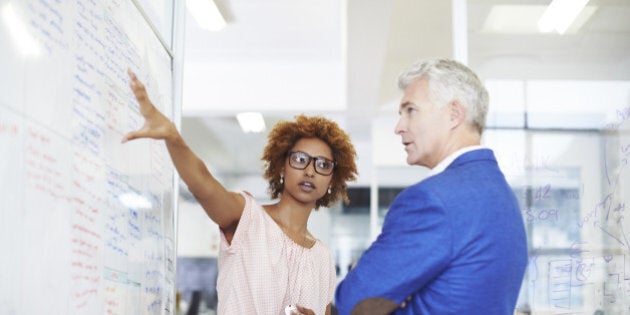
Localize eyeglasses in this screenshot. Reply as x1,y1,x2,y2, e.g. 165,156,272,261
287,151,336,176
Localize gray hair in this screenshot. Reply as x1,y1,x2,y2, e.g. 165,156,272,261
398,58,489,134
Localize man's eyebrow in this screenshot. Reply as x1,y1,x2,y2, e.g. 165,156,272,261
398,102,413,114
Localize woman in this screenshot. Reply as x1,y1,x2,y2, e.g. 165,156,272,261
123,70,358,314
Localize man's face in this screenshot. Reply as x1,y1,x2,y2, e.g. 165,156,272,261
395,78,451,169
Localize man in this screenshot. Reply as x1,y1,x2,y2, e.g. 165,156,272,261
334,58,528,314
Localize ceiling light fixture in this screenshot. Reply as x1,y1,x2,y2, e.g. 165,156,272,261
236,112,266,133
538,0,590,34
186,0,226,31
482,5,546,34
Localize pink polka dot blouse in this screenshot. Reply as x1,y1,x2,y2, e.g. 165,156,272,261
216,192,336,314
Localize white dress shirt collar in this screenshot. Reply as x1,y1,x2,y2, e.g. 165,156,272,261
426,145,485,177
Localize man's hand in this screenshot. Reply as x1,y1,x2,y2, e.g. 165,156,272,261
351,298,399,315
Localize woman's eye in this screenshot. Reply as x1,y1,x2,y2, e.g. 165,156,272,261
294,154,308,163
317,160,332,169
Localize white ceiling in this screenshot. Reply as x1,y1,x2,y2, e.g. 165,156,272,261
178,0,630,182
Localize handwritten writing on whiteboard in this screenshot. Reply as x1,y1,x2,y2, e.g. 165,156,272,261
27,0,69,54
505,106,630,313
604,108,630,191
0,0,175,314
531,107,629,313
0,121,19,137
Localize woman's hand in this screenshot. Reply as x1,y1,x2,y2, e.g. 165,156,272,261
122,69,177,143
294,305,315,315
121,69,244,231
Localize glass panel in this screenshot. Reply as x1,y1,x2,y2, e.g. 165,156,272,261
485,79,526,128
135,0,174,49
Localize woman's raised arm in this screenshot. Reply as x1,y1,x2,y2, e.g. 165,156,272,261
123,69,244,233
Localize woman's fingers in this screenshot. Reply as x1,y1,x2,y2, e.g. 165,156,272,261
123,69,176,143
127,69,144,97
123,69,158,142
127,69,154,115
121,130,143,143
295,305,315,315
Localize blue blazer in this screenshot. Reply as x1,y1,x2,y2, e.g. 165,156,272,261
335,149,528,314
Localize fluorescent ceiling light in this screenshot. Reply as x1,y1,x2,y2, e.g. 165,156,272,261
482,4,597,35
237,112,266,133
483,5,547,34
186,0,226,31
561,6,597,34
2,3,41,56
538,0,590,34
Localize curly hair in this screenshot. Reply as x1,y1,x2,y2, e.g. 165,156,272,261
261,115,358,209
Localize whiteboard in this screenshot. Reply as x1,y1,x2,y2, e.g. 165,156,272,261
482,102,630,314
0,0,177,314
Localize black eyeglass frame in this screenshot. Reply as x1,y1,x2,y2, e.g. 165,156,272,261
286,151,337,176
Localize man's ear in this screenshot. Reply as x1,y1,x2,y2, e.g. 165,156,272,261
448,100,466,129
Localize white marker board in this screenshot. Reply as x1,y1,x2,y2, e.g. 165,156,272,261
0,0,178,314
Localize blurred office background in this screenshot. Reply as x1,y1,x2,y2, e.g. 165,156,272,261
173,0,630,314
